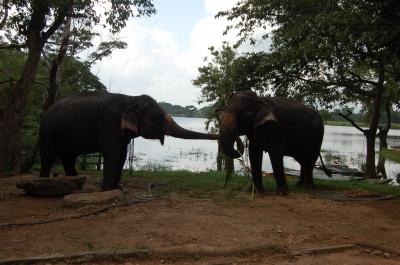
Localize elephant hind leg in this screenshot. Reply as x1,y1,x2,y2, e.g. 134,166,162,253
60,154,78,176
39,144,57,178
299,163,315,189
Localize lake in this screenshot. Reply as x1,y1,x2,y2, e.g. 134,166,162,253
131,117,400,182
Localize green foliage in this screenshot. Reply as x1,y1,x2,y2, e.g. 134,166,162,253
58,57,107,95
0,50,107,164
193,43,266,131
219,0,400,107
1,0,156,46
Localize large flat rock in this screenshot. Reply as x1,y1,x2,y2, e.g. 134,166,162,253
63,190,124,207
16,176,86,197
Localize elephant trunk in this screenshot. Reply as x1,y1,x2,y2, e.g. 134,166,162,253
164,115,218,140
220,113,241,159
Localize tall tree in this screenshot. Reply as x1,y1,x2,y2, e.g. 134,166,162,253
219,0,400,178
193,43,263,180
0,0,155,174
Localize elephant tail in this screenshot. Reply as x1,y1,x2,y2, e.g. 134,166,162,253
318,153,332,178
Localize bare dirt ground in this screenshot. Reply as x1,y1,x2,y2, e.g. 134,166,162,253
0,175,400,265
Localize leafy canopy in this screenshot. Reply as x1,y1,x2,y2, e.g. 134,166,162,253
218,0,400,107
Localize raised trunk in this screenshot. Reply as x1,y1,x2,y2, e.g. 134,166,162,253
164,115,218,140
220,114,241,159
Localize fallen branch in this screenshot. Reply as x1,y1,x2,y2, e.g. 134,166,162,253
0,199,149,229
355,242,400,256
0,242,284,265
338,111,368,134
290,244,356,255
0,242,399,265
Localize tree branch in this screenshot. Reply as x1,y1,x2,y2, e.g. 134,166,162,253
280,69,374,98
0,43,26,49
33,80,49,89
348,70,379,86
378,102,392,137
42,2,72,41
41,50,52,71
338,111,368,134
0,0,9,30
0,79,15,85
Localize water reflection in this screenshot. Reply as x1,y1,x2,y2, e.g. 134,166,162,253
132,117,400,181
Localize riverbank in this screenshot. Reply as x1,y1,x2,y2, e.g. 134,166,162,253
1,171,399,264
166,113,400,130
325,120,400,129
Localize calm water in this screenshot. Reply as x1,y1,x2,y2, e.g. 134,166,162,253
132,117,400,181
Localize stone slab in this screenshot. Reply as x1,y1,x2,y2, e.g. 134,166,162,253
63,190,124,207
16,176,86,197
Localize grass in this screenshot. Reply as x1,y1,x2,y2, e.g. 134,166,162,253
108,170,400,198
380,149,400,163
124,170,251,201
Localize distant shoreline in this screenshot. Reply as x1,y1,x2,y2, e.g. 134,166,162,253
169,114,400,130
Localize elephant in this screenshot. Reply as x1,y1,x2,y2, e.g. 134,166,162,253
39,91,218,190
219,91,324,195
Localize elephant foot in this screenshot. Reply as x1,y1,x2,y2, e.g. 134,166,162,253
254,184,265,194
276,186,289,196
295,180,303,187
101,183,119,191
302,183,315,190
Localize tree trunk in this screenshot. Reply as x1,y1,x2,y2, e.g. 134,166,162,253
96,153,102,171
0,33,44,174
20,17,72,174
217,141,223,171
44,16,71,110
0,1,69,174
364,61,385,179
376,103,391,178
365,131,377,178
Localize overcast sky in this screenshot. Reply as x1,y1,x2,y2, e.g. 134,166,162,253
92,0,240,106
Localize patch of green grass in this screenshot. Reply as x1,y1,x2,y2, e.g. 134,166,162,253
292,177,400,196
380,149,400,163
86,242,95,250
118,170,400,198
135,244,152,253
124,170,252,201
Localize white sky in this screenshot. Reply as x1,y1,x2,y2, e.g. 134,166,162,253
92,0,243,106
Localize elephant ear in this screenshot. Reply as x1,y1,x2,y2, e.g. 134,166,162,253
121,105,139,134
253,105,277,128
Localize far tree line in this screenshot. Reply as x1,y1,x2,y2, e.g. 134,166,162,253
160,102,400,126
1,0,400,181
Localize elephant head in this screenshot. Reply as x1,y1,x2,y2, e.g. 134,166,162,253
220,91,277,158
121,95,218,144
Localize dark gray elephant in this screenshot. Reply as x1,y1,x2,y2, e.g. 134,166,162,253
39,91,217,190
219,91,324,195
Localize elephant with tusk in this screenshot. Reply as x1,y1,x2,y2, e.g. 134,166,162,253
219,91,324,195
39,91,218,190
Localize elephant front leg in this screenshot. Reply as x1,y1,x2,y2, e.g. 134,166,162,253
249,141,264,193
269,151,289,195
101,143,128,191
